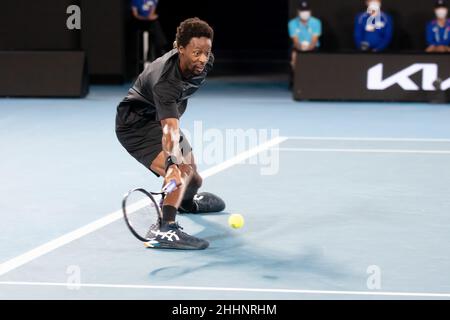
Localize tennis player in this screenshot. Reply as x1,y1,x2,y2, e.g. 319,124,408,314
115,18,225,250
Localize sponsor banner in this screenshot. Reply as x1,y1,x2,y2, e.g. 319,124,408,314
293,53,450,102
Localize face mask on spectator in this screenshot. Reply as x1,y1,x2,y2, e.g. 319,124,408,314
435,8,448,19
367,1,381,13
299,11,311,21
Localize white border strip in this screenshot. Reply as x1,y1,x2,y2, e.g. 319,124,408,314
0,136,288,277
276,147,450,154
288,136,450,142
0,281,449,298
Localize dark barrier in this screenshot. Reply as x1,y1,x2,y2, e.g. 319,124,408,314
293,53,450,102
80,0,126,82
0,51,89,97
0,0,81,50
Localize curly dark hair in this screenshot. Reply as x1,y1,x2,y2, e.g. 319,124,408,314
175,17,214,48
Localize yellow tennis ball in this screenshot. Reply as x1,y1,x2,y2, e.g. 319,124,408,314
228,214,244,229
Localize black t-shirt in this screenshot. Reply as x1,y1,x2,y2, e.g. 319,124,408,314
121,49,214,122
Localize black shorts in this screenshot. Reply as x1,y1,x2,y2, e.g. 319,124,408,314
115,101,192,177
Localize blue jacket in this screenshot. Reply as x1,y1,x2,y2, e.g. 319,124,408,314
426,19,450,46
132,0,158,17
354,12,393,51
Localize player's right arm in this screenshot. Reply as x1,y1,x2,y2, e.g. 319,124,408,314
161,118,181,160
160,118,183,187
154,80,184,186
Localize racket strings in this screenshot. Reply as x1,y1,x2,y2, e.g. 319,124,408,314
124,190,160,241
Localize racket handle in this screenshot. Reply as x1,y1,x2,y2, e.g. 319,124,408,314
162,179,177,194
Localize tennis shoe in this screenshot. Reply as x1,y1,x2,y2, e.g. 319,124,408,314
144,222,209,250
178,192,225,213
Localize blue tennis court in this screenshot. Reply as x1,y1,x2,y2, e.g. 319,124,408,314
1,78,450,299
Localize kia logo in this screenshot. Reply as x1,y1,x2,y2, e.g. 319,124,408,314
367,63,450,91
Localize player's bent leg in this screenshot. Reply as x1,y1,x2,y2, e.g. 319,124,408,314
149,150,166,177
178,153,226,214
148,151,208,250
180,171,202,209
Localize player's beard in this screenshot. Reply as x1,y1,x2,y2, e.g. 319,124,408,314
192,63,205,75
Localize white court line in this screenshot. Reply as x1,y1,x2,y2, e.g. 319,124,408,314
0,281,449,298
201,136,287,178
276,147,450,155
289,136,450,142
0,136,287,277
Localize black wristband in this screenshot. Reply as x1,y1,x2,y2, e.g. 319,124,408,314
165,155,179,173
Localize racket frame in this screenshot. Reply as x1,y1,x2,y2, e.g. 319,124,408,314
122,188,162,242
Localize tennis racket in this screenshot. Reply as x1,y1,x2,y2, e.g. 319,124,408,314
122,179,177,242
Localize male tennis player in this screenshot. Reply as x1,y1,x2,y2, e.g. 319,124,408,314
116,18,225,250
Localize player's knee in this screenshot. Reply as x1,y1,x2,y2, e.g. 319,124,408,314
191,172,202,189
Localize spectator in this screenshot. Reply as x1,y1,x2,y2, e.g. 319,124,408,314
426,0,450,53
288,0,322,71
131,0,168,62
354,0,393,52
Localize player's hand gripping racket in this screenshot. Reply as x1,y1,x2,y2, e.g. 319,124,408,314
122,180,177,242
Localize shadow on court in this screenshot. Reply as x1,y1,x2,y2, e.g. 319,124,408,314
147,212,354,283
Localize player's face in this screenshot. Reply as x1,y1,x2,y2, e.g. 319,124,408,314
179,37,212,76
